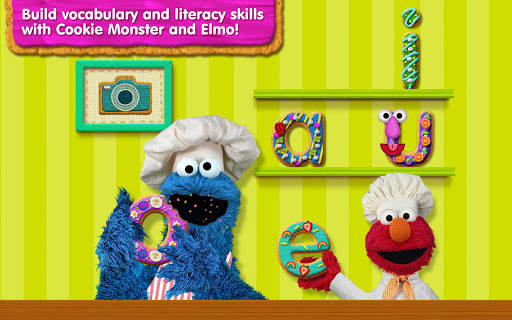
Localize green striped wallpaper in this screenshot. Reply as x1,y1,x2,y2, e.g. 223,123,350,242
0,0,508,300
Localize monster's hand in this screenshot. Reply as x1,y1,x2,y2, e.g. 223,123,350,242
158,226,228,297
96,189,157,300
297,251,341,292
96,188,145,275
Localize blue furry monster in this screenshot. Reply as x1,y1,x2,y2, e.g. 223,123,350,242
96,115,265,300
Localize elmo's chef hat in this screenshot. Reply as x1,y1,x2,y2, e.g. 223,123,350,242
140,115,260,189
362,173,433,223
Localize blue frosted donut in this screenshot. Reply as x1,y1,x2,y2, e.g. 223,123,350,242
272,111,325,166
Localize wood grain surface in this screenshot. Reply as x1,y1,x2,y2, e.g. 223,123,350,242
1,300,512,320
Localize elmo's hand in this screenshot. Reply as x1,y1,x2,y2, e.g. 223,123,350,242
297,251,341,292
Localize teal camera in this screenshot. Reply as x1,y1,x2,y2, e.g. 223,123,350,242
100,77,151,113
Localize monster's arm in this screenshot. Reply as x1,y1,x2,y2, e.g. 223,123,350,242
196,265,266,300
95,188,156,300
158,227,266,300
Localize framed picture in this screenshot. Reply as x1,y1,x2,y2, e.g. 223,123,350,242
76,60,172,131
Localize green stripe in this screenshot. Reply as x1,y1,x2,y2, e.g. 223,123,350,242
254,89,454,99
348,0,373,294
489,0,510,300
417,0,446,299
443,0,468,299
277,0,302,300
186,57,209,118
256,54,280,299
68,57,95,299
325,0,349,301
233,56,258,292
371,0,394,287
46,57,70,299
301,0,327,300
209,56,234,120
0,33,24,299
23,56,47,299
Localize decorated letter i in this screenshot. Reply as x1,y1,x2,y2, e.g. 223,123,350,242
401,8,421,89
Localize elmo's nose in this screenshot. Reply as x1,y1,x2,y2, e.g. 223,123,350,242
389,217,411,242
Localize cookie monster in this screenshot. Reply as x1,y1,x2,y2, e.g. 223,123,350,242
96,116,265,300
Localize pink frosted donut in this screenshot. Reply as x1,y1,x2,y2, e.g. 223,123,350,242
129,195,188,265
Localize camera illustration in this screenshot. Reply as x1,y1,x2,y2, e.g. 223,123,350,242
99,76,152,114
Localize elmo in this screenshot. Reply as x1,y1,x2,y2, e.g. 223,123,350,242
298,173,438,300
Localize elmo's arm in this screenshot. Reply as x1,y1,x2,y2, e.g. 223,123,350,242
298,251,377,300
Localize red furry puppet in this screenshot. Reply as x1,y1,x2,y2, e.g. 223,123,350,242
299,173,438,300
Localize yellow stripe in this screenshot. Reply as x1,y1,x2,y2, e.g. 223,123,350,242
278,1,303,299
186,57,209,118
301,0,327,301
68,57,95,299
23,56,47,299
418,0,445,299
465,0,489,300
489,0,509,299
46,57,70,299
256,53,280,300
348,0,373,294
1,34,24,299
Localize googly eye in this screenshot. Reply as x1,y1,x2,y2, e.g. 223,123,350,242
176,158,198,177
378,109,393,124
393,109,408,123
199,158,221,179
379,209,397,226
399,207,417,222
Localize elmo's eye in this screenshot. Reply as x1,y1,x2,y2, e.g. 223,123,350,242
399,207,417,222
199,158,221,178
379,209,397,225
393,109,408,123
378,109,392,123
176,158,198,177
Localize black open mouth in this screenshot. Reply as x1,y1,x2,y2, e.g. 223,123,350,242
377,248,427,264
168,194,228,226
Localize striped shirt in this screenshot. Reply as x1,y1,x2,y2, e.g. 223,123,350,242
147,252,233,300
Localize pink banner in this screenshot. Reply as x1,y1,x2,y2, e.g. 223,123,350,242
12,0,276,47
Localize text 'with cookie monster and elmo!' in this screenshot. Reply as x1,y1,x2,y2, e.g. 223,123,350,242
7,0,281,55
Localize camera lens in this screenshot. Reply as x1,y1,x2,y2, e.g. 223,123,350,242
111,83,140,112
118,90,133,105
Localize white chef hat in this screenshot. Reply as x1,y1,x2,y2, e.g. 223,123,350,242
362,173,433,223
140,115,260,189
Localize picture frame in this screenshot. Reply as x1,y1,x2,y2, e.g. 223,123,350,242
76,60,172,131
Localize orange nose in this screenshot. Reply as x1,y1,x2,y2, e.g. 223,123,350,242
389,217,411,242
